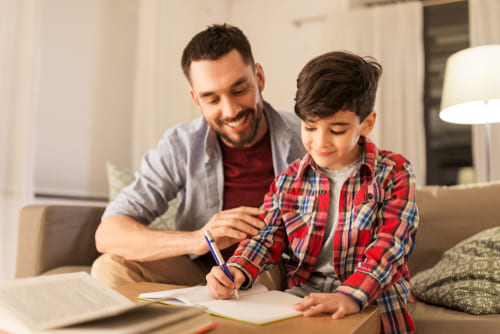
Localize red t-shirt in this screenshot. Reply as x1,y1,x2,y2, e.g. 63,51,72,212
219,131,275,210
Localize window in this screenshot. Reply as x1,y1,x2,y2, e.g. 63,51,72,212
423,0,471,185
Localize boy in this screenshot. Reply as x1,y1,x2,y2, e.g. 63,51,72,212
206,51,419,334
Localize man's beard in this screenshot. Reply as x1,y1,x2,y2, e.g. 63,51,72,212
215,103,264,147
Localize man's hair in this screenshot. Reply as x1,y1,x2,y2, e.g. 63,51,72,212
294,51,382,121
181,23,255,81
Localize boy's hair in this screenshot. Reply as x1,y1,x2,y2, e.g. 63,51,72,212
294,51,382,121
181,23,255,81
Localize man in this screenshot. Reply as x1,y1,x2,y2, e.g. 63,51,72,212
91,24,305,288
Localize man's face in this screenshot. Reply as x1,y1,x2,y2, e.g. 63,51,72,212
189,49,267,148
301,110,376,170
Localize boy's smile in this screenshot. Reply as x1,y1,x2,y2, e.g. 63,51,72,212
301,110,376,170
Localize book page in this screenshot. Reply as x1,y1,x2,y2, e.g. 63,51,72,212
203,290,302,325
140,284,303,325
0,272,141,331
139,283,269,305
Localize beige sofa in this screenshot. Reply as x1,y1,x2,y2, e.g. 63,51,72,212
16,182,500,332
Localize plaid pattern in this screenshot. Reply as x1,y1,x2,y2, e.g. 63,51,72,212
228,137,419,334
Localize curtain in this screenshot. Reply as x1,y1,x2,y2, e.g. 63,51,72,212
133,0,227,169
469,0,500,182
0,0,39,279
326,2,426,186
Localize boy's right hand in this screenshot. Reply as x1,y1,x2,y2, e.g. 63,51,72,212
206,266,246,299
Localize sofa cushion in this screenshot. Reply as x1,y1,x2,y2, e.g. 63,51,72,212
411,226,500,315
410,181,500,275
106,161,179,230
407,301,500,334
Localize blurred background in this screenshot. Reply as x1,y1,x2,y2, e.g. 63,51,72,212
1,0,499,279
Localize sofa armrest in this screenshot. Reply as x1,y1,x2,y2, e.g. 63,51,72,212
15,204,106,278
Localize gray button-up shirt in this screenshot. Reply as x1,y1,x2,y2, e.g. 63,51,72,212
103,102,306,232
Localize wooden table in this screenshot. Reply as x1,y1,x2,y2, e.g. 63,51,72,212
114,282,380,334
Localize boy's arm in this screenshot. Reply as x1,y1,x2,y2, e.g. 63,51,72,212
227,183,287,288
336,161,419,309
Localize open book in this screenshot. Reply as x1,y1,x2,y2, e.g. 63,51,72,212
139,283,303,325
0,272,215,334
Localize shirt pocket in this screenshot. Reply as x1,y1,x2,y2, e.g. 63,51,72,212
279,193,315,238
351,183,384,231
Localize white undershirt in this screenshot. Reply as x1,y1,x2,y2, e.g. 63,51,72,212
306,157,362,292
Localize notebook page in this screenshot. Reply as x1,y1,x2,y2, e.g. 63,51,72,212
202,290,303,325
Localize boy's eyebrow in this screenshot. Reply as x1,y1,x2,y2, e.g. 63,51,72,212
304,118,350,126
198,76,249,99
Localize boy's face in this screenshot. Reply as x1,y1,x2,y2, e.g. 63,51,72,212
189,49,267,148
301,110,376,170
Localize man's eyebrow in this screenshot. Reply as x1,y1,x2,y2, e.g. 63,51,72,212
231,77,248,89
197,76,249,99
198,90,215,99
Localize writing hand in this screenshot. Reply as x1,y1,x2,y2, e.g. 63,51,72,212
206,266,246,299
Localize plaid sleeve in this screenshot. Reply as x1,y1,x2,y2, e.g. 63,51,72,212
227,181,287,288
336,159,419,308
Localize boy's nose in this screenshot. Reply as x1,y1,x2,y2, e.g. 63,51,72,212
316,130,330,147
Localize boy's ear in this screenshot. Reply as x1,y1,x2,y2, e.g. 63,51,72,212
360,111,376,136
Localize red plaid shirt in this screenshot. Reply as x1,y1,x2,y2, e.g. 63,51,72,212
228,137,419,334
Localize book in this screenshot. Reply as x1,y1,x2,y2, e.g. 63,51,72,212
0,272,216,334
139,283,303,325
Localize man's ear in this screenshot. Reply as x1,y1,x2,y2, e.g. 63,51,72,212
190,89,201,108
255,63,265,92
361,111,376,136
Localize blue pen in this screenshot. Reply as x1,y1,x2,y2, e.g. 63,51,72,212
204,230,239,299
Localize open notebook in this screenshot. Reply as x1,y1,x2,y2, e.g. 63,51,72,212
139,283,303,325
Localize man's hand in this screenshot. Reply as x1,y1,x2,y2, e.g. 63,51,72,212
293,292,361,319
408,292,418,304
206,266,246,299
194,206,266,255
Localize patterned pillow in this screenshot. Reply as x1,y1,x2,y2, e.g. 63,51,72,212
106,161,179,230
411,226,500,314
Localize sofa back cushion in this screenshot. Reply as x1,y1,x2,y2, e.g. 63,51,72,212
409,181,500,275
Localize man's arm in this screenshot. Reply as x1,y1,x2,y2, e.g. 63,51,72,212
95,206,266,261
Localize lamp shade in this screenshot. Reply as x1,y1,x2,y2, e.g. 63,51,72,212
440,45,500,124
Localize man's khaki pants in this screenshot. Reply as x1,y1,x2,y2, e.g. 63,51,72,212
91,253,283,291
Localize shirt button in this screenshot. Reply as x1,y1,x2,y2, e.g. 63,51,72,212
314,225,321,231
368,193,374,200
319,189,326,195
293,204,300,210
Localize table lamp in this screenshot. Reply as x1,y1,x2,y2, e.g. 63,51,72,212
439,44,500,181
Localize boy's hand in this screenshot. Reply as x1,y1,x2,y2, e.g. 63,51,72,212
206,266,246,299
408,292,418,304
293,292,361,319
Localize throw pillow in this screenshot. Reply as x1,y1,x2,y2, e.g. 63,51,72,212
106,161,179,230
411,226,500,314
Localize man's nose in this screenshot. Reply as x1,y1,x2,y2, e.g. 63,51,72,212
221,97,240,119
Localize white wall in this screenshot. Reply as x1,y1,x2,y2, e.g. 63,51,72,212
228,0,349,112
31,0,349,199
34,0,137,199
